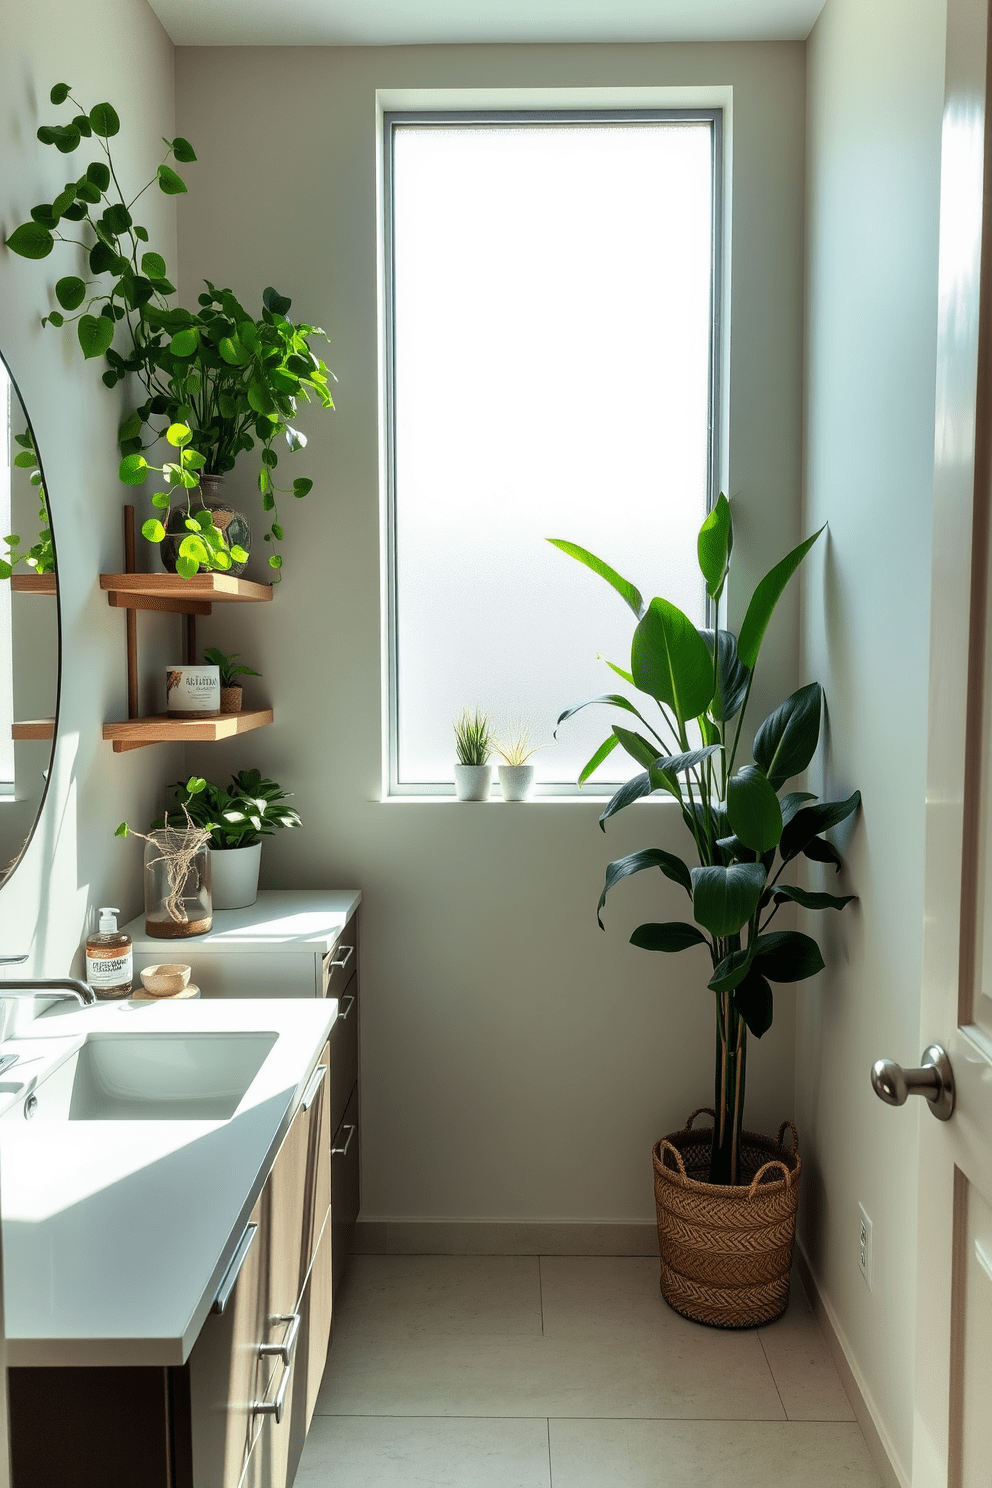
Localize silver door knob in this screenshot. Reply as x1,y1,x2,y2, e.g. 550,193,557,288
871,1043,954,1121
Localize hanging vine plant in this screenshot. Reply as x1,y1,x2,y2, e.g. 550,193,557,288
5,83,335,580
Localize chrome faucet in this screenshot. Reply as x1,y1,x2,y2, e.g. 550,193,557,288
0,975,97,1008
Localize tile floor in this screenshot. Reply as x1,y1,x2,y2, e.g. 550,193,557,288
296,1254,882,1487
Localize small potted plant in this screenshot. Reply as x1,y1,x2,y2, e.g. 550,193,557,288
203,647,261,714
158,769,302,909
496,728,539,802
453,710,493,802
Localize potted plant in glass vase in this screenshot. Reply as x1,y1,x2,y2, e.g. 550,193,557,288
157,770,302,910
4,83,335,581
552,499,860,1328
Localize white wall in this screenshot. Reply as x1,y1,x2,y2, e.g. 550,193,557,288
0,0,182,1004
799,0,946,1477
176,40,807,1224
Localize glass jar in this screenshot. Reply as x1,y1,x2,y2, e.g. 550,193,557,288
143,829,212,938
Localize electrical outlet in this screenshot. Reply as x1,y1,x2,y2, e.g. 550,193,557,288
859,1203,873,1290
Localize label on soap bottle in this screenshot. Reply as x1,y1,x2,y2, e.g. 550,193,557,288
86,949,133,991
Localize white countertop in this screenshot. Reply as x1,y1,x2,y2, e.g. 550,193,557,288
0,995,336,1368
121,888,361,955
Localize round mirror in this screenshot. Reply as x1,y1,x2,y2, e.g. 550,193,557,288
0,351,59,887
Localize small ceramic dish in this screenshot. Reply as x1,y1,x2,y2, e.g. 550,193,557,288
139,963,192,996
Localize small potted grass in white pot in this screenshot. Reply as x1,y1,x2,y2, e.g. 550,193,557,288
496,728,539,802
453,710,493,801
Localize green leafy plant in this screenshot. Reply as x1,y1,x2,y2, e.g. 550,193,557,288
202,647,261,688
4,83,335,579
454,710,493,766
1,428,54,580
152,770,301,850
496,726,539,766
552,495,860,1186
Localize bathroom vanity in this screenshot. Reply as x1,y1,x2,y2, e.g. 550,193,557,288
0,919,359,1487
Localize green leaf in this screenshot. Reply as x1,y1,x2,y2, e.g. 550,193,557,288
118,411,142,442
701,629,750,722
151,492,170,509
738,527,825,670
599,771,656,830
52,185,77,216
166,423,192,447
170,327,199,357
555,693,649,738
690,862,767,938
50,83,72,104
697,493,733,602
726,765,783,853
612,724,662,769
229,545,249,563
630,922,708,952
772,884,856,912
140,251,167,278
578,735,618,786
77,313,114,359
780,791,816,825
780,790,861,861
262,285,292,316
547,538,644,618
752,929,825,983
72,115,93,139
30,203,58,227
114,821,129,838
55,275,86,310
5,221,54,259
733,969,774,1038
89,103,120,137
89,239,124,275
53,123,81,154
598,848,694,927
268,554,283,570
157,163,187,195
86,160,110,192
803,835,843,872
141,519,166,542
176,554,198,578
219,335,246,365
708,947,753,992
631,596,714,724
179,534,210,564
118,453,148,485
171,136,197,163
753,682,822,791
292,478,313,498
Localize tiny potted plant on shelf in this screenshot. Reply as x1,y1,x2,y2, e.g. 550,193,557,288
203,647,261,714
453,710,494,801
158,770,302,909
4,83,335,581
551,497,861,1329
495,727,540,802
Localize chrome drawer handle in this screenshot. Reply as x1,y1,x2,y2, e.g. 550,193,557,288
211,1223,257,1314
336,993,356,1022
301,1063,327,1111
259,1310,301,1366
328,943,354,971
332,1122,356,1156
252,1349,293,1424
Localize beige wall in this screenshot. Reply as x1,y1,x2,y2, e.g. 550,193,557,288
176,41,807,1223
0,0,182,1015
799,0,946,1478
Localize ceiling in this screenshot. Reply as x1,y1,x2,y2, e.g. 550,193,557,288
148,0,827,49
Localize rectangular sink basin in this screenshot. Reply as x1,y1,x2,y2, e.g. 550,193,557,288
13,1032,277,1121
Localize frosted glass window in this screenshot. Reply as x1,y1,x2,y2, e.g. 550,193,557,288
387,114,719,791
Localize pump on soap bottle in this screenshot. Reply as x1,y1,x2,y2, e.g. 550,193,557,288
85,907,133,1000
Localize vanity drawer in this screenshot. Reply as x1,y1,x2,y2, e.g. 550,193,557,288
322,910,359,1000
268,1043,332,1317
331,1085,360,1299
329,970,359,1134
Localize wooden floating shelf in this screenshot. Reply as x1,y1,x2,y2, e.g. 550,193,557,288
100,573,273,615
10,574,56,594
12,719,55,740
102,707,274,754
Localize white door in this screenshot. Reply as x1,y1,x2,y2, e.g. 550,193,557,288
909,0,992,1482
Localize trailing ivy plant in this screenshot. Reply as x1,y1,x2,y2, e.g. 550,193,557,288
1,428,54,580
552,498,860,1187
4,83,335,579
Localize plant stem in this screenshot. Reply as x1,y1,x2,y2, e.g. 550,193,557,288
710,986,747,1184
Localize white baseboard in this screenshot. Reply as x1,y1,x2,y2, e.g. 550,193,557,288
793,1243,909,1488
353,1218,659,1256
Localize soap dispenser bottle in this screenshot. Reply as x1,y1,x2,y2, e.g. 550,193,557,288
85,908,133,1000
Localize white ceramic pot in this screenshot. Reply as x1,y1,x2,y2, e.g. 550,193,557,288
209,842,262,910
454,763,492,802
498,764,535,802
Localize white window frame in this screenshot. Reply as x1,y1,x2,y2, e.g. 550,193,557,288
381,105,726,797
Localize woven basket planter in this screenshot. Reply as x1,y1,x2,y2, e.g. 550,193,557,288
652,1108,801,1329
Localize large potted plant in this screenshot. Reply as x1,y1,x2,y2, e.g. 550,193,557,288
552,497,860,1328
4,84,335,580
157,770,302,910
